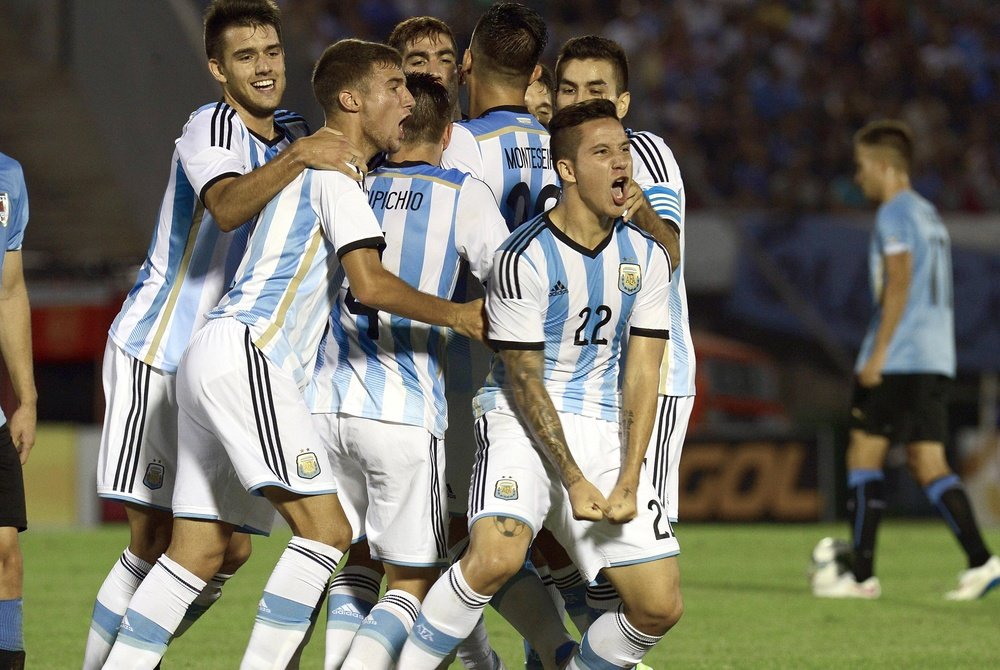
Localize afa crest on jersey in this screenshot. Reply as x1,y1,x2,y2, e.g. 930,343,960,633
618,262,641,295
0,192,9,227
143,462,165,490
296,451,321,479
494,478,519,500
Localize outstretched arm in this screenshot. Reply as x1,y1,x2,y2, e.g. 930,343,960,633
0,251,36,464
502,348,608,521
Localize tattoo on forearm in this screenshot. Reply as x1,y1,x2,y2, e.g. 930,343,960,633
493,516,527,538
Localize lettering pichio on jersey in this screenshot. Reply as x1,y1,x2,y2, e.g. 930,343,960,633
369,189,425,211
503,146,552,171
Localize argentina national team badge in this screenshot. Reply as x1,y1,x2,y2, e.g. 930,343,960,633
619,262,641,295
143,463,165,490
0,192,9,227
296,451,321,479
494,478,519,501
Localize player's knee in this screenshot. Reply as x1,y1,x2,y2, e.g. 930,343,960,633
0,537,23,578
625,588,683,636
129,514,173,561
461,547,525,594
220,533,253,574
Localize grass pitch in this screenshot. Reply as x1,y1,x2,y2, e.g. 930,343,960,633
25,522,1000,668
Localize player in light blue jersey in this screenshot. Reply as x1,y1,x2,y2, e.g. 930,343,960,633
400,100,681,670
84,2,371,668
104,40,487,670
308,71,510,670
812,120,999,601
0,152,36,670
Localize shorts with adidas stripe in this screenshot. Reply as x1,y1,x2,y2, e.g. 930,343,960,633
96,338,178,510
172,318,336,534
648,394,694,522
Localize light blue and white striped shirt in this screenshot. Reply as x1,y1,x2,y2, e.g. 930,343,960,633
208,168,385,390
308,162,508,437
108,103,308,372
476,214,672,421
0,152,29,428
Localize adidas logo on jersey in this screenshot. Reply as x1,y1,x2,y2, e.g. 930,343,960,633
330,602,366,620
549,280,568,296
258,598,271,614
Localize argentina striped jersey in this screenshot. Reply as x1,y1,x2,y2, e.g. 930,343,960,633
308,162,509,436
108,103,308,372
442,106,560,232
628,128,695,397
0,152,29,427
207,168,385,390
476,213,672,421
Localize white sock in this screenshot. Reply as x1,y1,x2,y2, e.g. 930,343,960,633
103,555,206,669
397,563,491,669
241,536,342,670
174,571,233,637
342,589,420,670
324,565,382,669
569,606,662,669
83,548,153,670
550,565,593,635
492,564,575,666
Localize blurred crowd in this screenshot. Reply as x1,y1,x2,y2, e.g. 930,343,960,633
280,0,1000,213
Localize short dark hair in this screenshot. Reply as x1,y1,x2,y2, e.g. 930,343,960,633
204,0,281,61
555,35,629,94
402,72,452,145
387,16,457,55
470,2,547,84
536,63,555,93
854,120,914,172
549,99,621,163
312,39,402,115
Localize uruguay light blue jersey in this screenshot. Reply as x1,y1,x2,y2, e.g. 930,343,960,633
442,106,559,231
208,167,384,391
0,152,29,427
307,162,508,437
476,213,672,422
108,103,308,373
628,129,696,397
856,189,955,376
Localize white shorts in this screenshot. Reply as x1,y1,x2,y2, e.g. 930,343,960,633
648,395,694,521
96,339,176,510
314,414,448,567
444,333,493,516
470,408,680,582
172,319,337,534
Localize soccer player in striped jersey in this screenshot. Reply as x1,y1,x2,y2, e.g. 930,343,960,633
0,151,36,670
84,1,369,667
307,71,510,670
812,120,999,600
400,99,682,670
388,16,462,120
524,63,555,129
103,39,486,670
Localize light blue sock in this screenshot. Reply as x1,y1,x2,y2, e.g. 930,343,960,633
0,598,23,651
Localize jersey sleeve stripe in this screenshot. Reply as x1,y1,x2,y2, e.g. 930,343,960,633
629,132,669,184
225,107,237,150
199,171,242,205
489,339,545,350
498,217,546,299
335,236,386,259
630,327,669,340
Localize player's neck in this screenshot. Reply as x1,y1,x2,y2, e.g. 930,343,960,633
549,196,614,249
224,95,277,140
468,80,527,118
389,143,441,166
879,174,910,203
325,118,377,164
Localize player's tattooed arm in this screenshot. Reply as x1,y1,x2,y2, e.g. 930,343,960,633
492,516,529,538
607,333,664,524
622,181,680,270
502,348,608,521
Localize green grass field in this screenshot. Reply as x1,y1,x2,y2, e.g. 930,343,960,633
24,522,1000,668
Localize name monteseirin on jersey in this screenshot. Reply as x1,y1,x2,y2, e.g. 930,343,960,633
503,145,553,171
369,189,424,212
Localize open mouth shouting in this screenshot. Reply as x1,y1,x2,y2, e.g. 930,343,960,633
611,177,628,208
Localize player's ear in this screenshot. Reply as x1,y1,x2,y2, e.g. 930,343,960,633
441,122,453,152
208,58,227,85
556,157,576,184
461,49,472,78
338,88,361,113
615,91,631,120
528,63,542,85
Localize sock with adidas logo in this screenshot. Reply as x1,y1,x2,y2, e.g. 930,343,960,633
341,589,420,670
103,555,206,669
241,537,343,669
324,565,382,669
83,548,153,670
